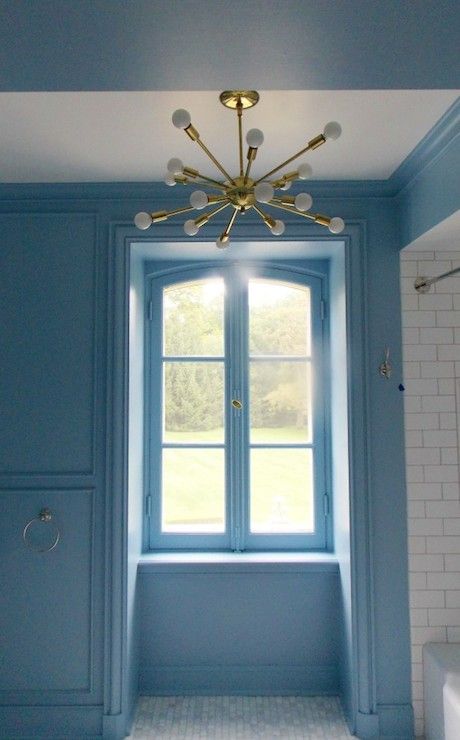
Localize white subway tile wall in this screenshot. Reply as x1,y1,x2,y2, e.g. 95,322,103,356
401,250,460,739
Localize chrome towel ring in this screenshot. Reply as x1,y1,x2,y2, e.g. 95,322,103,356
23,508,60,553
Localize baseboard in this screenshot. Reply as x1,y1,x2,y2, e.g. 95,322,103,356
354,703,414,739
355,710,380,738
139,663,339,695
102,712,129,739
0,705,103,739
377,703,414,739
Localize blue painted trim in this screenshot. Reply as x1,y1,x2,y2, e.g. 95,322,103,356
145,260,329,551
0,182,174,202
138,556,339,574
0,210,99,480
377,703,414,740
146,265,230,551
104,224,130,723
230,267,245,551
343,222,378,722
110,215,411,735
396,114,460,249
355,710,380,738
102,711,129,739
0,179,396,202
389,97,460,192
0,705,103,738
139,664,339,696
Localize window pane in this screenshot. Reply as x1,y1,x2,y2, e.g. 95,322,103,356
164,362,224,442
249,280,310,356
250,361,311,443
250,449,314,533
162,449,225,532
163,279,224,356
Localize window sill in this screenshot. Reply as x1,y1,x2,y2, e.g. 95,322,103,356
137,552,339,574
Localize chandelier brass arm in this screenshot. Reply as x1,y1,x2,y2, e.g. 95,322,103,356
244,145,259,182
175,173,227,194
254,134,326,185
237,101,244,177
182,122,236,184
265,200,317,221
252,204,277,231
217,207,240,247
143,205,196,225
181,166,227,191
185,200,233,236
134,90,345,245
271,167,311,190
265,200,343,232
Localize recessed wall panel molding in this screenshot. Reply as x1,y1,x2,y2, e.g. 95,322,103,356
0,488,102,700
0,212,98,476
0,473,97,490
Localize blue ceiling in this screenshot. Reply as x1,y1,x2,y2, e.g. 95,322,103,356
1,0,459,92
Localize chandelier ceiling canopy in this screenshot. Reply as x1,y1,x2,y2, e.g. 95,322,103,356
134,90,345,248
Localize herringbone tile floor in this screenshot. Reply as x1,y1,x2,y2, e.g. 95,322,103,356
128,696,354,739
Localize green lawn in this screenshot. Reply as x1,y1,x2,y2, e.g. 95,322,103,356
162,427,314,533
165,426,310,443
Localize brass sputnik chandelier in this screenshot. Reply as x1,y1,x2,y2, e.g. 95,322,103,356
134,90,345,247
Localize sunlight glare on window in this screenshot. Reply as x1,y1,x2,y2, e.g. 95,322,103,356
162,449,225,533
250,361,311,443
163,279,224,356
249,280,311,356
250,449,314,533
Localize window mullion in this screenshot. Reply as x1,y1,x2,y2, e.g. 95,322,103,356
148,284,163,550
227,268,248,552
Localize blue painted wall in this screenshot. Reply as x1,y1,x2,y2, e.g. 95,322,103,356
0,101,458,736
0,212,106,737
138,566,340,695
1,0,459,91
396,102,460,248
0,3,457,737
0,184,417,739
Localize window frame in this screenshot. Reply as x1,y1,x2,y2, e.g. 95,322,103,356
145,260,331,552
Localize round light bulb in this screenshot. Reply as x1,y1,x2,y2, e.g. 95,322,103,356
254,182,274,203
184,219,199,236
246,128,264,148
167,157,184,174
216,236,229,249
294,192,313,212
270,219,285,236
189,190,208,210
134,212,152,230
172,109,191,129
280,180,292,191
328,217,345,234
164,172,176,186
323,121,342,141
298,163,313,179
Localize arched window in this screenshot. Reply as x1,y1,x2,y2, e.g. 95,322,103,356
146,262,329,551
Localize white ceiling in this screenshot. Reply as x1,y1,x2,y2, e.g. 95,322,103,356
0,90,458,183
